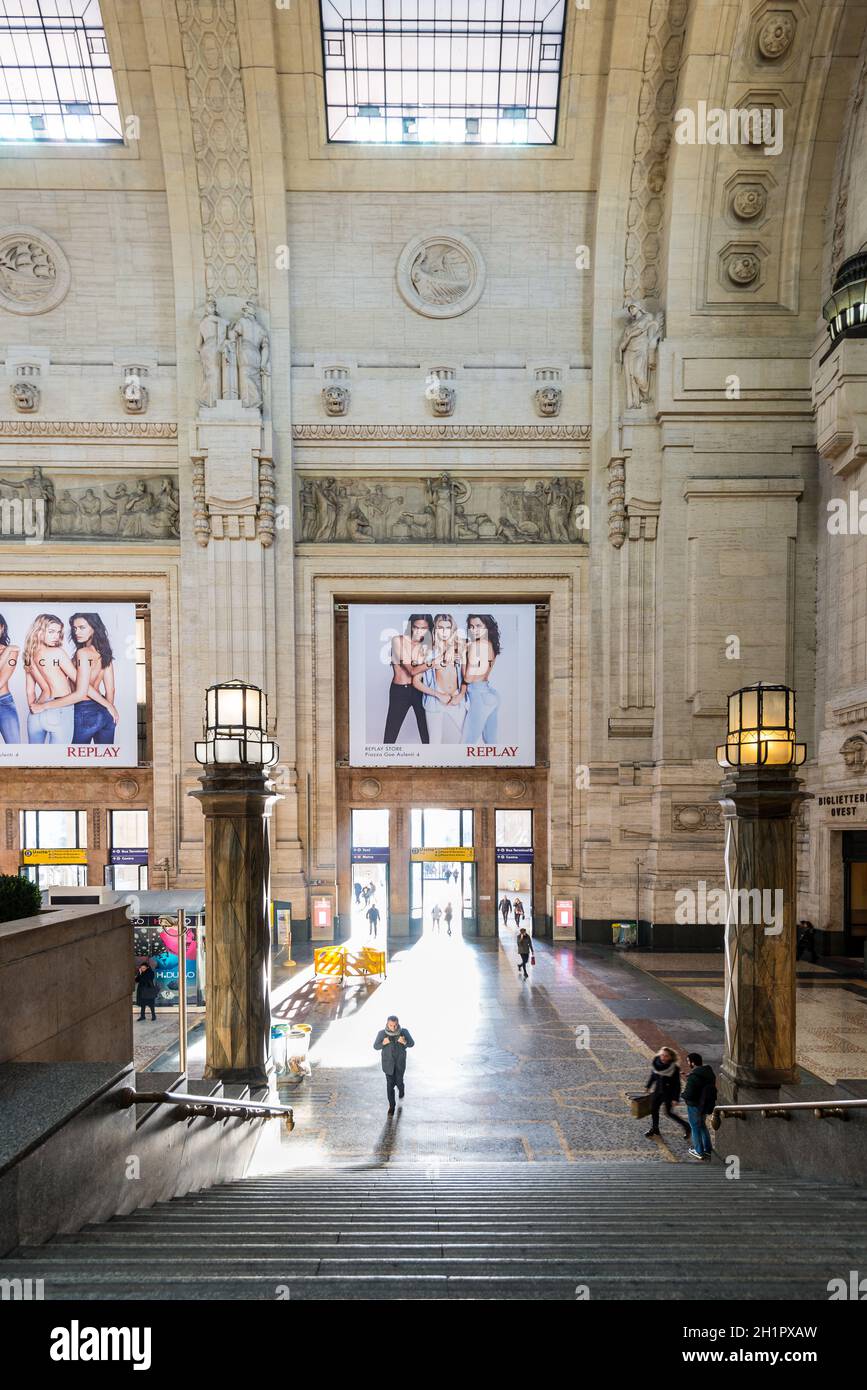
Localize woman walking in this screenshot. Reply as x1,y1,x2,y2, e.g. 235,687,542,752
644,1046,691,1141
517,926,534,979
513,898,525,929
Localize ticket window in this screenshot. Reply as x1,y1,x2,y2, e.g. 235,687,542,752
496,809,533,934
20,809,87,888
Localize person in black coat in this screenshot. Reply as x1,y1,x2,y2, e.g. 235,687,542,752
644,1046,690,1140
373,1014,415,1114
135,961,158,1021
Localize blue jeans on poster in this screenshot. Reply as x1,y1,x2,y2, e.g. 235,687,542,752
464,680,500,744
0,692,21,744
74,699,116,745
687,1104,713,1156
27,704,74,745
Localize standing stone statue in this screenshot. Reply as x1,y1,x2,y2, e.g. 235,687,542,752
619,299,665,410
425,472,469,542
197,297,231,408
231,299,271,409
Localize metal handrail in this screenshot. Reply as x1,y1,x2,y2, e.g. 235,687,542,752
711,1098,867,1129
116,1087,294,1129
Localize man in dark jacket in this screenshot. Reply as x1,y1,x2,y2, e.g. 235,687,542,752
135,961,158,1021
682,1052,717,1160
373,1014,415,1115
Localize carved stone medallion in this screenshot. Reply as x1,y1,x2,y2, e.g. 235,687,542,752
725,252,761,286
731,185,767,221
757,13,796,61
396,230,485,319
0,227,70,314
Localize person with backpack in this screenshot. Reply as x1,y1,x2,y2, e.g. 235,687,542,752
516,926,534,978
682,1052,717,1160
644,1046,691,1141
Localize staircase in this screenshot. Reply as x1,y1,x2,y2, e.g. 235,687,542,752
5,1163,866,1300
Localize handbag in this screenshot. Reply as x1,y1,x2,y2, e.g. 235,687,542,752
530,954,536,966
630,1092,653,1119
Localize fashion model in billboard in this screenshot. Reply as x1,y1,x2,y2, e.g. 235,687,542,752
0,602,136,766
349,603,534,768
0,613,21,744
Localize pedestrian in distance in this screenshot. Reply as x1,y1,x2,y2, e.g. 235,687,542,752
796,919,818,964
353,880,362,905
644,1046,691,1141
517,926,534,978
499,894,512,927
431,903,442,934
682,1052,717,1161
444,901,453,936
373,1014,415,1115
366,903,381,939
513,897,525,928
135,961,158,1021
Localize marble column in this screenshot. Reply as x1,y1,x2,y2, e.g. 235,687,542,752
717,768,811,1100
189,768,279,1087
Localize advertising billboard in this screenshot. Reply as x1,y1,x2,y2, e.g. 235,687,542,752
348,604,535,767
0,601,138,766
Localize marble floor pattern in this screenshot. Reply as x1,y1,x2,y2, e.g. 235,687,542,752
624,953,867,1085
261,933,686,1167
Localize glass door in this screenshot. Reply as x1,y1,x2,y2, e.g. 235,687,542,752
351,808,389,941
410,807,475,935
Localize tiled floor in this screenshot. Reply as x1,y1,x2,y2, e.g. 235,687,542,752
264,933,688,1166
624,953,867,1084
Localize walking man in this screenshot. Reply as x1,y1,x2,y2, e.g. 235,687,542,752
499,895,512,927
431,903,442,934
373,1015,415,1115
366,902,381,939
682,1052,717,1161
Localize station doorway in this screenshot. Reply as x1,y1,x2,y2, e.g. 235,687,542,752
843,831,867,955
350,808,389,942
410,807,476,937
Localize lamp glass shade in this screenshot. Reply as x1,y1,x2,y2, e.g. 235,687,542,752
217,686,245,728
718,682,806,768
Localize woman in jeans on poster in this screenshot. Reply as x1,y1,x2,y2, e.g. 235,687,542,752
0,614,21,744
462,613,501,745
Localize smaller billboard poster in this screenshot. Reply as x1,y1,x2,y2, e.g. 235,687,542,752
348,604,535,768
0,601,138,766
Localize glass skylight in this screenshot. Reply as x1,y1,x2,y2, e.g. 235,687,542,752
0,0,122,143
320,0,566,145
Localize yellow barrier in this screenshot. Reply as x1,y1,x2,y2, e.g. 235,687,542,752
345,947,386,979
314,946,386,982
314,946,345,981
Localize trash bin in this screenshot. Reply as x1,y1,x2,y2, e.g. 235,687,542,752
271,1021,312,1080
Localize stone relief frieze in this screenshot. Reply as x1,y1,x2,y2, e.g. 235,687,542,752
176,0,257,301
0,468,179,541
0,420,177,438
623,0,690,302
292,423,590,442
298,472,586,545
0,226,70,315
396,230,486,319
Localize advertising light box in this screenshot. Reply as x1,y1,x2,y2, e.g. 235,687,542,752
348,604,536,768
0,601,138,766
